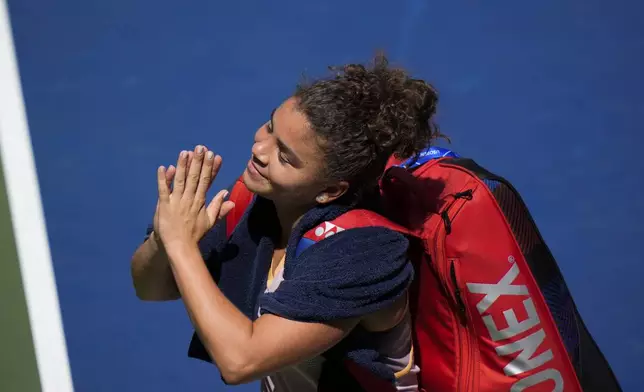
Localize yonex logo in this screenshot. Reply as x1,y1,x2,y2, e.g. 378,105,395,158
313,221,345,239
466,257,565,391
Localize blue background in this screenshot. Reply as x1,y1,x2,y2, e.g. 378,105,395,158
7,0,642,391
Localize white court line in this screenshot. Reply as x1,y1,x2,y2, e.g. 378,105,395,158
0,1,74,391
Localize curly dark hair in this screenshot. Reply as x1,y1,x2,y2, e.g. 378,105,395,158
294,53,444,202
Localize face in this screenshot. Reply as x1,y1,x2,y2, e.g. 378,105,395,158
242,97,347,209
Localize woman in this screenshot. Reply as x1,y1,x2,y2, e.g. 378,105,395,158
131,54,442,391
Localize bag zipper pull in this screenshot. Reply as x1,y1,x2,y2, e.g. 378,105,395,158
450,262,468,325
441,189,474,235
454,189,473,200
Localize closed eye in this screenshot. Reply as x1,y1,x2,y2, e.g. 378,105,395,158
268,107,300,167
278,152,290,165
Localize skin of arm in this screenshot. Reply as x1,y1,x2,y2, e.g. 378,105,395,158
165,241,359,385
131,231,180,301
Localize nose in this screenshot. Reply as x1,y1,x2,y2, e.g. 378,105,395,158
251,126,270,166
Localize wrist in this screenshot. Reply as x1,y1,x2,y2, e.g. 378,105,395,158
163,240,199,264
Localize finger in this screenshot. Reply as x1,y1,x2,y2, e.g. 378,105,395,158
208,154,223,191
185,145,205,196
218,200,236,220
194,151,215,210
187,149,211,177
185,151,194,192
206,189,230,224
203,154,222,195
173,151,188,195
186,151,194,173
166,165,176,188
157,166,170,202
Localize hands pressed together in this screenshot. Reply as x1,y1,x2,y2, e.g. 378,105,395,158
154,145,235,253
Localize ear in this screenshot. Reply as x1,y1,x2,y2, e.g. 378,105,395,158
316,181,349,204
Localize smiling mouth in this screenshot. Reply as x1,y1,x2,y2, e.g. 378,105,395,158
247,159,267,180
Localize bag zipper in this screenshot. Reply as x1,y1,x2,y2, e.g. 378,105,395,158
433,188,475,391
450,260,475,392
450,262,468,324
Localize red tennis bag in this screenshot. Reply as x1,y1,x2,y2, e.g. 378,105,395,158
227,147,621,392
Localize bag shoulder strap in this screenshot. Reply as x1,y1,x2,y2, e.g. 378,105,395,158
296,208,413,257
225,177,255,238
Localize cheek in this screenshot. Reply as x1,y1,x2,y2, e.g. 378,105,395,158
268,165,319,198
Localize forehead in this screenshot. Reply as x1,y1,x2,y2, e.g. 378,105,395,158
273,97,322,162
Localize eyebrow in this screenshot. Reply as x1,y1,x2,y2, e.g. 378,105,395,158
270,108,301,165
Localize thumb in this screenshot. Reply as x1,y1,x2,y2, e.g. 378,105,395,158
217,200,236,220
206,190,235,223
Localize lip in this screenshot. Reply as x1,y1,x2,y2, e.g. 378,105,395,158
246,159,266,180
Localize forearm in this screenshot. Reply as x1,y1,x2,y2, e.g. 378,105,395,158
165,242,256,383
130,231,180,301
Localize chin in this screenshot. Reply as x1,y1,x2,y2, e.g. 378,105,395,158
242,169,270,195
